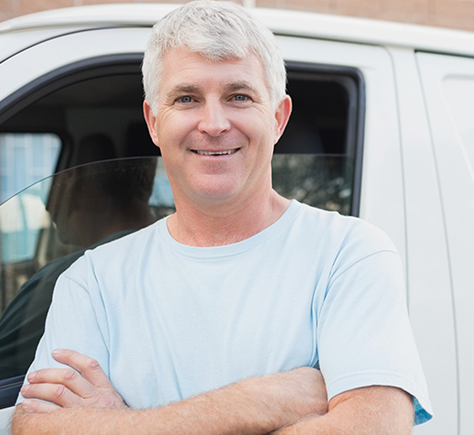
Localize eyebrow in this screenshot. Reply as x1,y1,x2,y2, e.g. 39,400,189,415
224,81,259,94
165,81,260,100
165,85,200,101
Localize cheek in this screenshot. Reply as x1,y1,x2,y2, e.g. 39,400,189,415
157,113,196,147
241,115,276,151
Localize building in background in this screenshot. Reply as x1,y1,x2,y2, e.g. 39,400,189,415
1,0,474,32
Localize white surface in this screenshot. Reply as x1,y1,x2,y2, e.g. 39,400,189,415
0,27,85,62
390,47,457,434
0,27,150,103
418,52,474,435
0,407,13,435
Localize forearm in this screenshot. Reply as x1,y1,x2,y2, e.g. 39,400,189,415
13,369,326,435
273,386,414,435
13,396,271,435
12,393,273,435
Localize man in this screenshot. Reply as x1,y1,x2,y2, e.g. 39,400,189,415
12,1,432,433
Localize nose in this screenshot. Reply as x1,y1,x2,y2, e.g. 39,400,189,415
197,99,231,137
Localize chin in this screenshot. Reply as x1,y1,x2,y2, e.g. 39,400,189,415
190,177,244,201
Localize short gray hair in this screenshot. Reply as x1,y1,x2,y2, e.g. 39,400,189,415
142,0,287,114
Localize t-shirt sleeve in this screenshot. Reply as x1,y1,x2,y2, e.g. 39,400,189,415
315,227,433,425
16,257,110,404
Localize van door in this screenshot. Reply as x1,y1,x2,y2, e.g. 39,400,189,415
417,52,474,435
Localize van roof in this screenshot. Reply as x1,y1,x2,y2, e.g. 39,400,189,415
1,3,474,58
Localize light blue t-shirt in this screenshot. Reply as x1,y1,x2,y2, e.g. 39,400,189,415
21,201,432,424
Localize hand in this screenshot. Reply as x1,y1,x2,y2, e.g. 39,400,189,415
20,349,128,413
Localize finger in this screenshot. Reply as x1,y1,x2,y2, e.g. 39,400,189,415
52,349,112,389
21,399,62,414
21,383,83,408
28,367,96,400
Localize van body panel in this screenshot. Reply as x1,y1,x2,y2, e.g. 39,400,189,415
418,52,474,435
389,47,458,434
0,28,150,104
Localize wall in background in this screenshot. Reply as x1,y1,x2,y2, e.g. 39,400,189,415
1,0,474,32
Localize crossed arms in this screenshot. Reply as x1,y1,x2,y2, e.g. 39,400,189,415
12,349,414,435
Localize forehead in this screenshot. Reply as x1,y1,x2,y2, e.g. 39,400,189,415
159,48,268,94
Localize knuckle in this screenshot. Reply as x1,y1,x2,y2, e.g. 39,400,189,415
99,396,115,408
85,357,100,371
97,392,123,409
30,370,44,382
53,384,67,401
62,369,78,383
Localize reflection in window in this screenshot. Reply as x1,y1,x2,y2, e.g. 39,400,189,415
0,134,60,264
0,133,60,203
272,155,353,215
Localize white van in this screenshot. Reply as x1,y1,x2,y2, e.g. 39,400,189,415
0,4,473,434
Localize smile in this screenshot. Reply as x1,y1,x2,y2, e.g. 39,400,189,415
192,148,240,156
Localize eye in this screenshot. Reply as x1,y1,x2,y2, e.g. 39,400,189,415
233,94,249,102
176,96,193,104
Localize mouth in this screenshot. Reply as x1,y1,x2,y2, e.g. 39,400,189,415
191,148,240,156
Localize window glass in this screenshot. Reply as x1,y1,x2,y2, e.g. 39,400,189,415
0,133,60,204
0,133,61,266
272,155,352,215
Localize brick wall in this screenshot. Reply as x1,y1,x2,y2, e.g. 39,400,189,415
1,0,474,32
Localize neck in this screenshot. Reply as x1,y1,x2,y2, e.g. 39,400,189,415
167,190,290,247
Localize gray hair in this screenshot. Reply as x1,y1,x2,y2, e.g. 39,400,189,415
142,0,287,114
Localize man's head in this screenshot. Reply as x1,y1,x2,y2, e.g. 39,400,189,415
142,0,292,210
142,0,287,114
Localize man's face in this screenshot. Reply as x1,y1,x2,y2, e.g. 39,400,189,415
144,48,291,208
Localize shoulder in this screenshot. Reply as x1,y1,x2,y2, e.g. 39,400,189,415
61,219,164,280
293,201,396,254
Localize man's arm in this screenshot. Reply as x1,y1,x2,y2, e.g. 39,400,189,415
13,350,414,435
273,385,414,435
12,350,328,435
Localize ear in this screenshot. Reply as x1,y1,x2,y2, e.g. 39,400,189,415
273,95,292,145
143,100,160,148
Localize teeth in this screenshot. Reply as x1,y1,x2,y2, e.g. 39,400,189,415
194,149,238,156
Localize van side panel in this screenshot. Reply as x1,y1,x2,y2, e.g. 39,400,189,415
391,47,458,434
417,51,474,435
